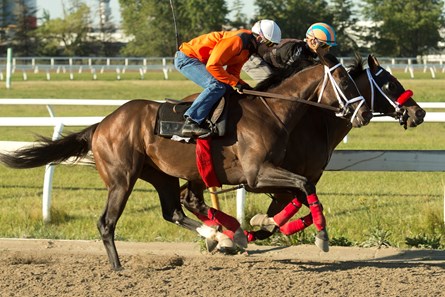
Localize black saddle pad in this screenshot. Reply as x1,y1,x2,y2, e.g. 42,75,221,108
155,98,228,138
155,101,190,136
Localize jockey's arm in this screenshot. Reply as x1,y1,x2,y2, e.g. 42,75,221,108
206,36,247,87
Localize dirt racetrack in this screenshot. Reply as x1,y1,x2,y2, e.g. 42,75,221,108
1,238,444,297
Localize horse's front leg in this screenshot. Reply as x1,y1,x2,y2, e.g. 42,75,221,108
247,164,329,251
248,192,314,241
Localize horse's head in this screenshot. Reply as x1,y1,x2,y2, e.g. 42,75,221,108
317,53,373,128
349,54,425,129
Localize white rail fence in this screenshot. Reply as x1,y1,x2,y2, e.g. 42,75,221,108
0,57,175,80
1,56,445,81
0,99,444,223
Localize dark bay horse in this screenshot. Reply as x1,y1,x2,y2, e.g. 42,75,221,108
246,54,426,240
179,54,425,246
0,53,371,270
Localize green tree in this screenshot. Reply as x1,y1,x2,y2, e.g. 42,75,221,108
34,1,92,56
255,0,360,55
255,0,333,38
228,0,249,29
360,0,445,56
119,0,228,57
0,0,38,56
329,0,360,56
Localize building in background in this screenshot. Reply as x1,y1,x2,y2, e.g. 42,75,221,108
1,0,37,29
99,0,111,31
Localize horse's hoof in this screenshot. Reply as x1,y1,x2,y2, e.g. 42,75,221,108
233,227,248,249
217,245,238,255
250,214,277,232
205,238,218,252
196,224,217,239
216,231,235,249
315,229,329,252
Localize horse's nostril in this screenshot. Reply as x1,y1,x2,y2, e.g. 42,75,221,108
363,111,373,122
416,109,426,119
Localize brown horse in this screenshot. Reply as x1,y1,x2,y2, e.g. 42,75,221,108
0,53,371,270
179,54,425,246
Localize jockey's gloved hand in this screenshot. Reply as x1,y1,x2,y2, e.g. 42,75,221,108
234,83,252,94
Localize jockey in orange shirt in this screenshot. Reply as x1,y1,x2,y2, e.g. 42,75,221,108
174,19,282,137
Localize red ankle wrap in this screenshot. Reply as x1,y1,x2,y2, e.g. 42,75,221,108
244,230,256,242
208,208,240,232
273,198,302,226
307,193,326,231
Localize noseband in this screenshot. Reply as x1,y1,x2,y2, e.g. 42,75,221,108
366,67,414,113
317,63,366,123
365,67,414,127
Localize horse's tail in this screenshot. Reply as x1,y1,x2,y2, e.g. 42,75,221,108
0,123,99,169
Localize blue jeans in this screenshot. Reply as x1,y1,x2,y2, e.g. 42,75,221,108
174,51,229,125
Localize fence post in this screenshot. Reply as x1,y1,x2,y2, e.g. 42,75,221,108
236,188,246,226
42,122,64,223
162,58,169,80
6,48,12,89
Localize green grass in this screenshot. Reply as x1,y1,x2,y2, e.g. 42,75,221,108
0,73,445,249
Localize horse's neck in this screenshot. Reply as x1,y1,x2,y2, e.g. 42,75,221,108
307,109,351,153
260,65,324,129
354,73,374,113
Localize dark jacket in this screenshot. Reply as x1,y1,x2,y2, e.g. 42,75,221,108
258,38,317,70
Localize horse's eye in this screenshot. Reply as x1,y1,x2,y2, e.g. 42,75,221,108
340,78,349,89
388,82,397,91
383,82,398,94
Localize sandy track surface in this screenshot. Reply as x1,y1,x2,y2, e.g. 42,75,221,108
1,238,444,297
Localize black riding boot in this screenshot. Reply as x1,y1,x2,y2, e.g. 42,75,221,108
181,118,211,137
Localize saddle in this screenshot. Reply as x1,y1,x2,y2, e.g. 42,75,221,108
155,97,228,138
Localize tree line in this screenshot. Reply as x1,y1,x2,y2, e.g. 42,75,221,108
1,0,444,58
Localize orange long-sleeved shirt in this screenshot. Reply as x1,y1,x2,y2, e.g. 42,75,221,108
179,29,255,87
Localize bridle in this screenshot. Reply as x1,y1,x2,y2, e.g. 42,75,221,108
365,66,413,128
317,63,366,123
244,62,368,132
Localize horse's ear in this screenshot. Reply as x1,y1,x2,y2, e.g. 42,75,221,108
368,54,380,72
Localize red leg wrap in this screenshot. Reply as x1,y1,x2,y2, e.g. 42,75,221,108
223,230,234,240
273,198,302,226
244,230,256,242
194,213,219,227
208,208,240,232
279,214,313,235
307,193,325,231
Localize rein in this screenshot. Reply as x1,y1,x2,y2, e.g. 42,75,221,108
243,89,340,112
242,89,342,136
244,62,366,125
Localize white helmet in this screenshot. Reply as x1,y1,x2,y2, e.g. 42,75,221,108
251,19,281,44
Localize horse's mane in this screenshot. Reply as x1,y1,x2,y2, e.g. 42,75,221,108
254,59,318,91
347,53,366,79
253,53,346,91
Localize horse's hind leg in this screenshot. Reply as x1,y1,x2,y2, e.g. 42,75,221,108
180,182,247,249
94,145,145,270
139,168,201,230
140,170,236,251
96,170,140,270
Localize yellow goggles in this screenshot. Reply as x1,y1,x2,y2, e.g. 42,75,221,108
261,38,276,47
